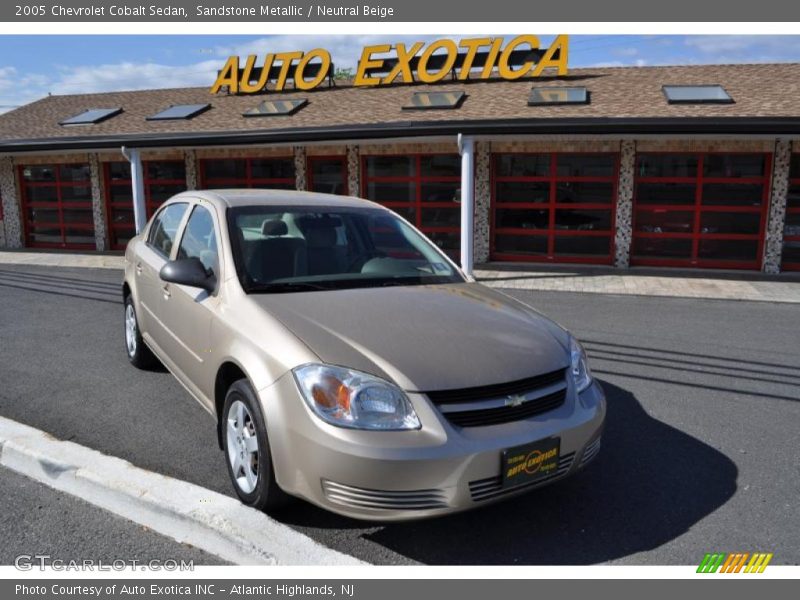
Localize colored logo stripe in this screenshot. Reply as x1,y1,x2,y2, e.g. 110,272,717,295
697,552,773,573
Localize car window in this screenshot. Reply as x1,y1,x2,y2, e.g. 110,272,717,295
148,203,189,257
176,204,219,275
227,205,464,292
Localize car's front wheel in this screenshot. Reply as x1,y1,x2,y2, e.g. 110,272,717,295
222,379,291,512
124,295,157,369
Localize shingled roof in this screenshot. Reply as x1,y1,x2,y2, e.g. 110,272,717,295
1,63,799,151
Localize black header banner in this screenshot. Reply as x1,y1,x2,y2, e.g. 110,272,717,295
5,0,800,21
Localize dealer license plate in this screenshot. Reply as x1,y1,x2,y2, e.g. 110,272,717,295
501,437,561,488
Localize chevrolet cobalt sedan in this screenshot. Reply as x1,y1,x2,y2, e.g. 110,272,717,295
123,190,605,520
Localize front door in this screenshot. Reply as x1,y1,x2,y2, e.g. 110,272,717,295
157,201,221,410
135,202,190,352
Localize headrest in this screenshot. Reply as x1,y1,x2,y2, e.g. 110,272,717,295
262,220,288,236
305,226,338,248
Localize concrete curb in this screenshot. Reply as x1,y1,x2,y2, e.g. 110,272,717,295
0,416,364,566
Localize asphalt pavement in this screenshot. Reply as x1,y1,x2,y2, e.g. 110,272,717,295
0,264,797,565
0,466,227,566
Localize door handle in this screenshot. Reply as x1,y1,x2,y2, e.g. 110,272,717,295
162,284,171,299
135,262,143,275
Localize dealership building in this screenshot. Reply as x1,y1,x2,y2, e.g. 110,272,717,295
0,57,799,274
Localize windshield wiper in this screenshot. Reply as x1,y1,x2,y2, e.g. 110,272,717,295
247,281,330,294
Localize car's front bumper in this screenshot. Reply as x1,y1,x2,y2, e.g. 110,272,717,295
261,372,606,521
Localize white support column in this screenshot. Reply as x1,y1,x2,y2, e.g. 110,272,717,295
122,147,147,234
458,134,475,276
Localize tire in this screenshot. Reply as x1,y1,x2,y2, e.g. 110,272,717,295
221,379,291,512
123,295,157,369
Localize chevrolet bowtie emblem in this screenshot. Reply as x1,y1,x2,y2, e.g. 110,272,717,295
505,393,528,407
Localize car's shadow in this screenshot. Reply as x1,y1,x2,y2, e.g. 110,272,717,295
277,380,738,564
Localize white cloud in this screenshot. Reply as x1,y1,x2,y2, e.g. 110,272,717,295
684,35,800,59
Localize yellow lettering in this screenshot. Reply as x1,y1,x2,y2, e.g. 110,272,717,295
210,56,239,94
238,54,274,94
498,35,540,80
273,51,303,90
531,34,569,77
295,48,332,90
457,37,491,80
417,38,458,84
383,42,424,84
354,44,391,86
480,38,504,79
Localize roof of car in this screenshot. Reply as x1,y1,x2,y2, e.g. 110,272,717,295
175,188,385,210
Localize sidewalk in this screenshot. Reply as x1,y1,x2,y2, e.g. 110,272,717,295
475,263,800,304
2,250,800,303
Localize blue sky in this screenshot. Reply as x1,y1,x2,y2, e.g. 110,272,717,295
1,34,800,113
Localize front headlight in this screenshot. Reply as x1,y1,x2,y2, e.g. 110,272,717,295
292,364,421,431
569,336,594,394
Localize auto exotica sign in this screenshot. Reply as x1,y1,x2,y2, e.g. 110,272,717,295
211,35,569,94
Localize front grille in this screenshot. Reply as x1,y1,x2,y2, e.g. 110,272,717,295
321,480,448,511
468,452,575,502
580,436,602,466
425,368,566,404
424,368,568,428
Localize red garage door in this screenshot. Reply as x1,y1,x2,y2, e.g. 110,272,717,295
632,153,771,270
782,154,800,271
19,163,95,250
490,153,618,264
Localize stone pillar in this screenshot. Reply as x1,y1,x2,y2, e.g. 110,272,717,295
614,140,636,268
184,150,198,190
763,139,792,274
0,156,23,248
293,146,307,191
473,141,491,264
346,145,360,196
89,153,108,251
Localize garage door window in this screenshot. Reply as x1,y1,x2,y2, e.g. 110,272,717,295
632,153,771,269
104,160,187,250
491,153,618,263
362,154,461,258
199,157,295,190
19,163,95,249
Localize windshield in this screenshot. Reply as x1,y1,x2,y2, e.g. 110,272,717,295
227,205,465,293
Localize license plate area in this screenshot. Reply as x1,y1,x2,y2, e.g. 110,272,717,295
502,437,561,488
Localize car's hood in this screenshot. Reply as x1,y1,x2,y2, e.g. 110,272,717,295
250,283,570,392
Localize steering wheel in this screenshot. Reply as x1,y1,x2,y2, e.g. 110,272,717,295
347,250,388,272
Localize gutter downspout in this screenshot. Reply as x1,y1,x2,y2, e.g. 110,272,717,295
121,146,147,234
458,134,475,277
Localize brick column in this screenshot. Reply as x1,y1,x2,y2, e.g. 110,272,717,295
614,140,636,268
89,153,108,251
0,156,22,248
473,141,491,264
293,146,307,191
346,145,360,196
763,139,792,274
184,150,199,190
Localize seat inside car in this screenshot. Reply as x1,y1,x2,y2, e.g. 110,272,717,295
297,216,347,275
245,219,308,282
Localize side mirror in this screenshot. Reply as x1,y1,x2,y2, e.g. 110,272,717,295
160,257,216,293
